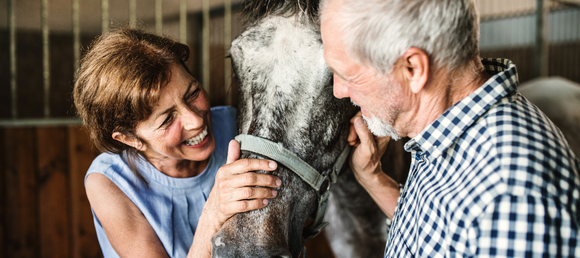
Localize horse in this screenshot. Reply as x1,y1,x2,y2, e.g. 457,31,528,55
210,0,409,257
519,77,580,158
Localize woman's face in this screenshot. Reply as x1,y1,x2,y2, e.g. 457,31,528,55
134,63,215,165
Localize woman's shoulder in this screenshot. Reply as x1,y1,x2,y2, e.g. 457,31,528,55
210,106,236,124
210,106,237,143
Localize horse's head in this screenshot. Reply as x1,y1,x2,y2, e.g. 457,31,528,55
211,2,357,257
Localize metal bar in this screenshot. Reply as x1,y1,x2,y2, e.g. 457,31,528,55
102,0,109,33
130,0,137,28
224,0,232,105
42,0,50,117
73,0,80,72
180,0,187,43
0,118,83,127
9,0,17,118
156,0,162,34
202,0,210,95
534,0,549,77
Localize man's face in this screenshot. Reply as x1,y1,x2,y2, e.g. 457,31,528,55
321,6,405,139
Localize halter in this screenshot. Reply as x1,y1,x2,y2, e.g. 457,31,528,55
234,134,351,239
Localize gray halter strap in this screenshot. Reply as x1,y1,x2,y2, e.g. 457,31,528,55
234,134,351,238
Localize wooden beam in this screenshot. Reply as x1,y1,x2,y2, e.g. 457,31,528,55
68,126,101,258
3,127,39,258
37,127,70,258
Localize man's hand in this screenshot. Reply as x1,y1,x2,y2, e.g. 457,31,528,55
347,112,400,218
348,112,391,184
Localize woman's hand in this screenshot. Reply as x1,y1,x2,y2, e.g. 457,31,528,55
203,139,281,228
190,139,281,257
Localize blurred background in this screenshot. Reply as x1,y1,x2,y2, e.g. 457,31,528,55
0,0,578,257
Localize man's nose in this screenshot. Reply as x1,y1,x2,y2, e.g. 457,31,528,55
333,74,349,99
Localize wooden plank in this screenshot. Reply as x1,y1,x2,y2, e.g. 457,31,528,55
3,127,39,258
67,126,102,258
37,127,70,258
0,128,5,255
304,231,335,258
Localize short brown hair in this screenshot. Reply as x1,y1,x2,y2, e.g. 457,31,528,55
73,28,190,156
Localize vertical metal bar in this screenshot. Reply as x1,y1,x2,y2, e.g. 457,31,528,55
73,0,80,72
42,0,50,117
224,0,232,105
534,0,549,77
9,0,17,118
156,0,162,34
130,0,137,28
179,0,187,43
202,0,210,95
102,0,109,33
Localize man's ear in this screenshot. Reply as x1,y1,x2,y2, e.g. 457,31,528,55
401,47,429,94
112,132,147,151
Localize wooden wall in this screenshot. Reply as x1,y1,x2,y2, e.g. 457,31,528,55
0,126,101,258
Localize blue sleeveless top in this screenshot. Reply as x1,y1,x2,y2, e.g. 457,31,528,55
86,106,237,258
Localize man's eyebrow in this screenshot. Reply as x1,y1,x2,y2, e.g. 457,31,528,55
328,66,344,80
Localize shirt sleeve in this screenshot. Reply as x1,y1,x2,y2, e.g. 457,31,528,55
469,194,580,257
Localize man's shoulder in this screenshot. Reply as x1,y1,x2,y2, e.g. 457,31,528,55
475,92,579,196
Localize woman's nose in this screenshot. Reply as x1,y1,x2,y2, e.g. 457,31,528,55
181,107,204,131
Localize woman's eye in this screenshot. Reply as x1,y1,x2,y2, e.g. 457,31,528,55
161,113,175,127
188,88,200,101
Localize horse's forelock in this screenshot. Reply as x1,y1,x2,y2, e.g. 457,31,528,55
240,0,320,26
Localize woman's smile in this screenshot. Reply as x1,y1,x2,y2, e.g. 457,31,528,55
183,126,209,147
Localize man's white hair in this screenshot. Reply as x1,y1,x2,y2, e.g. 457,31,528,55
321,0,481,75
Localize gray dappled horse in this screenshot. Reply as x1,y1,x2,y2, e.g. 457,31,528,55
210,1,409,258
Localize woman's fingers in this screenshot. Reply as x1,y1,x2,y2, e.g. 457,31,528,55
219,172,281,190
224,158,278,175
234,187,278,200
222,198,270,214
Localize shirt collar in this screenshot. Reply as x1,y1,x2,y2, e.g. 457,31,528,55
404,58,519,158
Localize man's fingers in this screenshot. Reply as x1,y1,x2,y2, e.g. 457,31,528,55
352,116,375,149
226,140,241,164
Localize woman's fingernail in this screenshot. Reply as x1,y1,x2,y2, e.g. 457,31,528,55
269,161,277,168
272,189,278,196
263,199,269,205
355,117,364,127
276,178,282,186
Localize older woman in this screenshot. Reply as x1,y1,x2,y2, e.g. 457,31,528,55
74,28,280,258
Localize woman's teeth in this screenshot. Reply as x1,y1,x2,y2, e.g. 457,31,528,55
184,127,208,146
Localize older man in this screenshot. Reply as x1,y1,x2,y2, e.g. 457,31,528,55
320,0,580,257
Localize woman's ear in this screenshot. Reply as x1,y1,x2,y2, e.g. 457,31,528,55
112,132,147,151
401,47,429,94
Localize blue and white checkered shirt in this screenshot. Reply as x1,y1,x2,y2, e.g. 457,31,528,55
384,58,580,257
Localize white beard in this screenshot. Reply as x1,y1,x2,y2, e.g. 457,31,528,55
362,113,401,141
351,99,401,141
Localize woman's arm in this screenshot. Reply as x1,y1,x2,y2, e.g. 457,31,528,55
86,173,171,258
